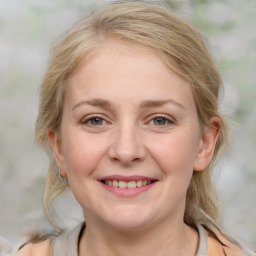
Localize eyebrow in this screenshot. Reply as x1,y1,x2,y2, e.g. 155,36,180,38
72,99,112,110
140,99,185,109
72,98,185,110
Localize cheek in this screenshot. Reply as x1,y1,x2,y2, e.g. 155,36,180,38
61,132,108,209
149,131,199,175
61,131,107,177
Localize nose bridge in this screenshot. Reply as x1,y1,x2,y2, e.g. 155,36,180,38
109,119,145,164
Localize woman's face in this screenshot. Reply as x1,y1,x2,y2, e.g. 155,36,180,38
50,40,217,231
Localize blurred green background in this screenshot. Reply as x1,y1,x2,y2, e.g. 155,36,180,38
0,0,255,245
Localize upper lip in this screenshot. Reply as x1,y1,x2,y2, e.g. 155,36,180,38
99,175,157,182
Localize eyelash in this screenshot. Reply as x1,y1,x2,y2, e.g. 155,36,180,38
81,115,108,127
148,114,175,127
81,114,175,128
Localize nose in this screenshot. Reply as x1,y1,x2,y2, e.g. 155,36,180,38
108,123,146,166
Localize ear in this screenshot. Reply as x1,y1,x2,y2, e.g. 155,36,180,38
193,117,220,171
48,129,67,177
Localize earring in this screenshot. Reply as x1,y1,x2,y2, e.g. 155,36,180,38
57,169,69,185
58,169,65,178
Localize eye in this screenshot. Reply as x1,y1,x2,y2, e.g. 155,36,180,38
82,116,107,126
149,116,173,126
152,117,168,125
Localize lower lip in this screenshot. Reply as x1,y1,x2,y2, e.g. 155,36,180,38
100,182,157,197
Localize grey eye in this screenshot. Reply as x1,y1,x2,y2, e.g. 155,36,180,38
89,117,104,125
153,117,168,125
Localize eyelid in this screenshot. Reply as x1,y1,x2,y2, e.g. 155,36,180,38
80,113,176,127
81,114,110,126
150,114,175,122
147,114,176,126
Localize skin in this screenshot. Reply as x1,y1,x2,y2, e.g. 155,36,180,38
49,39,219,256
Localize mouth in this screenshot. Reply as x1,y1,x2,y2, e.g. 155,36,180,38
100,179,156,189
98,175,158,197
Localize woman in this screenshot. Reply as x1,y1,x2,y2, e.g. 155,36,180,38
17,1,255,255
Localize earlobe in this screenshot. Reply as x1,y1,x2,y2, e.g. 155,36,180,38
193,117,220,171
48,129,67,177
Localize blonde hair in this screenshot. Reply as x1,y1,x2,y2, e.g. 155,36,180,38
36,0,229,234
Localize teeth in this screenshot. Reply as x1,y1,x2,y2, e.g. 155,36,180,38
119,181,127,189
127,181,136,188
113,180,118,187
137,180,142,187
104,179,154,188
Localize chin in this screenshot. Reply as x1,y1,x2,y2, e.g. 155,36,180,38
107,219,152,232
99,206,157,232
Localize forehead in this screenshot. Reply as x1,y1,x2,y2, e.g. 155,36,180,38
66,39,195,109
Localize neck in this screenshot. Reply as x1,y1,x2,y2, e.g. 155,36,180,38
79,216,199,256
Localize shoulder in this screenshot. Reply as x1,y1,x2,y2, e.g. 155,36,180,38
0,236,12,255
206,226,256,256
16,239,53,256
15,222,84,256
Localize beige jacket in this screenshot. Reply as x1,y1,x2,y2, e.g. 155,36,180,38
16,227,255,256
207,230,252,256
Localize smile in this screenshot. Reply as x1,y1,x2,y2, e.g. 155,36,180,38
99,176,158,197
102,180,153,188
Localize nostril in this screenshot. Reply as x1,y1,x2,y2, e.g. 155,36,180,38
108,135,146,164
